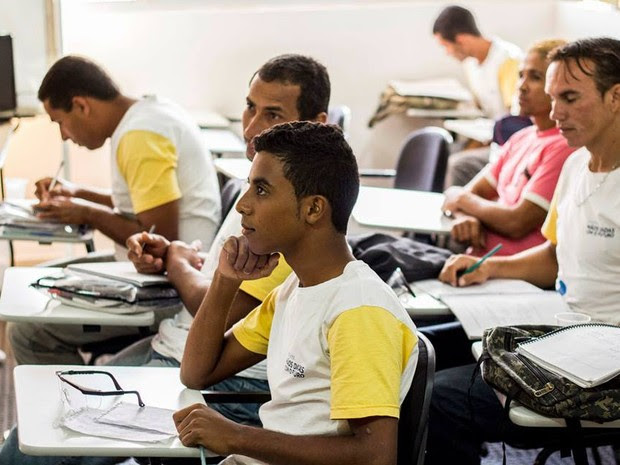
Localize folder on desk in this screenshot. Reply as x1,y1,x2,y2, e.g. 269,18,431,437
66,261,169,287
0,201,86,238
389,78,473,102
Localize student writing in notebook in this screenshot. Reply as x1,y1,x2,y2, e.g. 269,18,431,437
426,37,620,465
122,55,329,423
7,56,221,367
432,5,523,187
0,54,333,465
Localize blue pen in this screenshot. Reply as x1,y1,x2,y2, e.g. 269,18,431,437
457,243,503,277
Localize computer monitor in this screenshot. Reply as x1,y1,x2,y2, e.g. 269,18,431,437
0,35,17,120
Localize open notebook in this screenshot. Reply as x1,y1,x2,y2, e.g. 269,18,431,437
516,324,620,388
66,262,168,287
414,279,569,339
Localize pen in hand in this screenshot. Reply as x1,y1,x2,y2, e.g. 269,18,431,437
48,160,65,195
456,243,503,278
141,224,156,252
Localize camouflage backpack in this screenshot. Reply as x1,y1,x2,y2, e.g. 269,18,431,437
480,325,620,422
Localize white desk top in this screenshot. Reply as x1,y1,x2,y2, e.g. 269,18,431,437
15,365,208,457
188,109,230,129
471,341,620,429
352,186,452,235
213,161,452,236
0,267,154,327
443,118,494,144
202,128,246,155
214,157,251,180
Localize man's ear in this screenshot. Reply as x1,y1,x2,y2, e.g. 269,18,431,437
315,112,328,124
302,195,329,225
607,83,620,112
72,96,91,116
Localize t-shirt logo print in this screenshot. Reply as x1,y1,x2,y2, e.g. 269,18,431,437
586,222,615,239
284,354,305,378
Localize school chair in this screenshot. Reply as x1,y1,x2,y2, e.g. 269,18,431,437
360,127,453,193
327,105,352,139
197,332,436,465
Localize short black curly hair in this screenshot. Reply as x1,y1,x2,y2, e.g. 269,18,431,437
432,5,481,42
38,55,120,111
252,54,330,120
253,121,358,234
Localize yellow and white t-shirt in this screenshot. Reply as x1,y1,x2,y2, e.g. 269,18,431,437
463,37,523,119
226,260,418,465
110,95,221,258
541,147,620,325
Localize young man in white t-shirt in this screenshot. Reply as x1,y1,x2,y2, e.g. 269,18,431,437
425,37,620,465
432,5,524,187
174,121,418,465
117,54,331,426
7,55,221,366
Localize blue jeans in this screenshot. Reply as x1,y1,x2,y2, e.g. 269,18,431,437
425,363,579,465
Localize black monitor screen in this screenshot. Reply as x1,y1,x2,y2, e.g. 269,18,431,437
0,35,17,117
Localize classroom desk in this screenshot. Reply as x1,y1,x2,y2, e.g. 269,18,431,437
202,128,246,157
443,118,494,144
351,186,452,235
403,285,451,317
14,365,211,458
214,157,251,180
0,267,155,328
471,341,620,429
189,109,230,129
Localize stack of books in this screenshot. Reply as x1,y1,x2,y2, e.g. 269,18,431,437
0,201,87,238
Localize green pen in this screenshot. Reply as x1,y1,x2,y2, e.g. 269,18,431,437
457,243,503,277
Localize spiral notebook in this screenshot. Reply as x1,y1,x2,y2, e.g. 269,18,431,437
516,324,620,388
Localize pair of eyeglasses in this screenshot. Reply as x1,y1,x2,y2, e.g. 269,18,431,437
55,370,145,407
387,267,417,299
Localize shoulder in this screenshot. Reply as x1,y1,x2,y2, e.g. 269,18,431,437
118,96,196,138
326,261,408,324
492,37,524,60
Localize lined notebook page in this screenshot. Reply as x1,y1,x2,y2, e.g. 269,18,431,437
414,278,542,300
441,291,567,340
516,324,620,388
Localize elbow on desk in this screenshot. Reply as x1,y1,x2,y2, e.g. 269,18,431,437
179,367,209,390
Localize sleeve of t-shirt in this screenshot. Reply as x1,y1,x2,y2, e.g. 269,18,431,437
327,307,418,420
239,255,292,302
232,289,278,356
116,130,181,213
522,143,574,211
498,58,520,109
541,188,558,245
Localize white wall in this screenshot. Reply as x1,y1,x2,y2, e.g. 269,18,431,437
554,1,620,40
59,0,555,167
0,0,48,110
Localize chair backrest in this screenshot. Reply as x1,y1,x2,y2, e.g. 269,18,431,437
394,127,453,193
398,331,436,465
220,177,245,224
327,105,352,139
